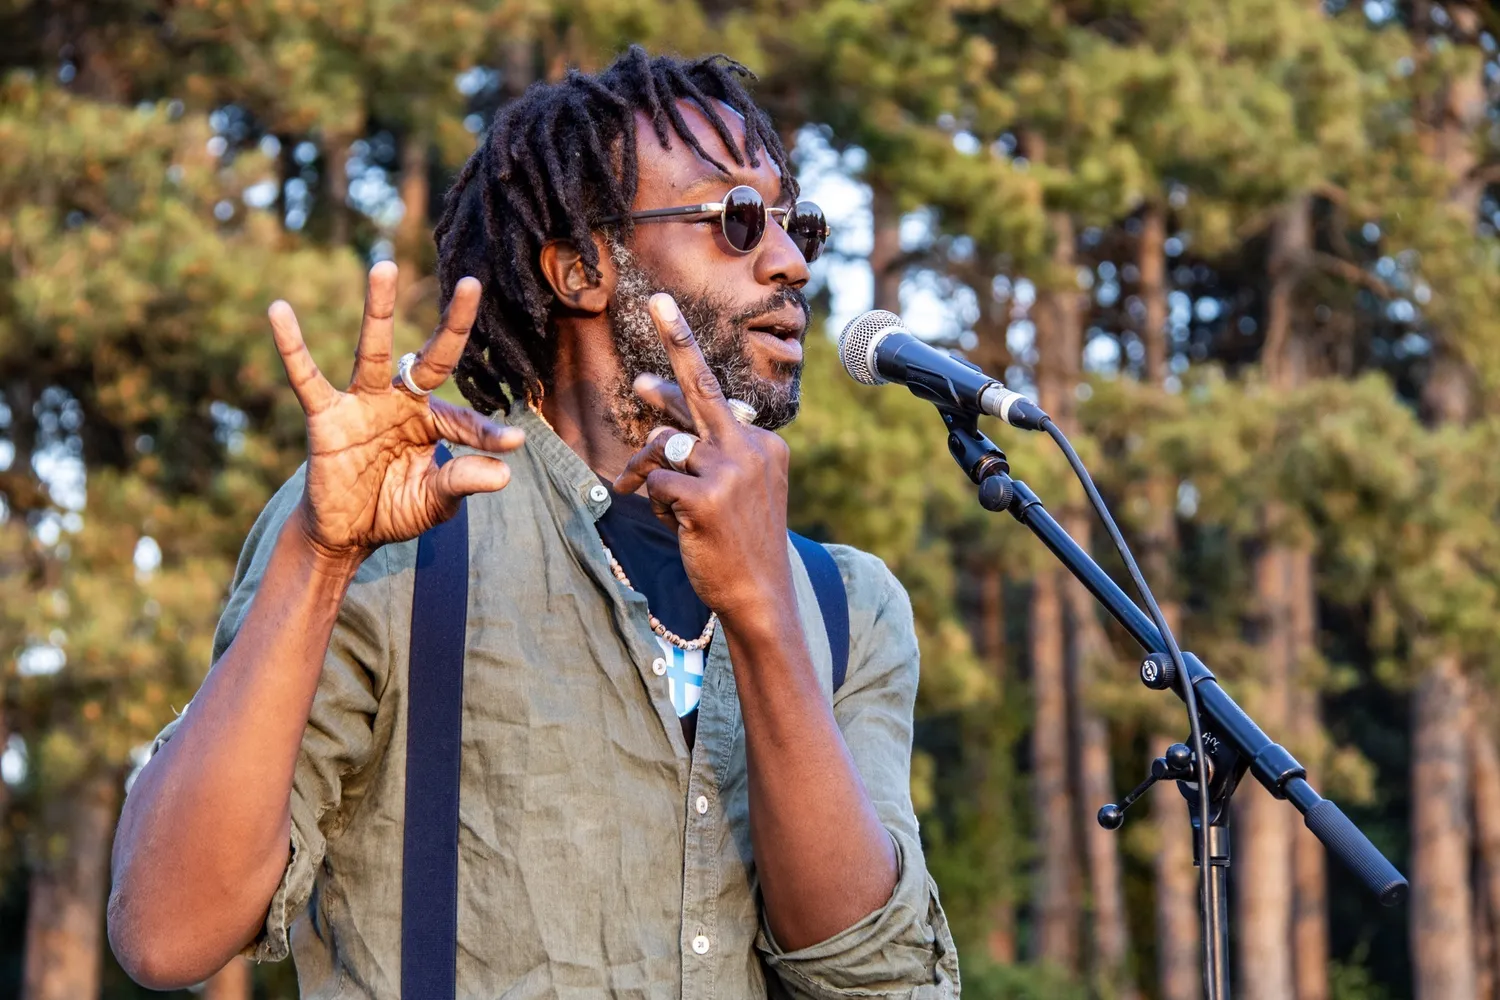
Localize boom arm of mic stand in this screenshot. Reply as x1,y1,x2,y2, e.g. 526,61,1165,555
1000,475,1408,907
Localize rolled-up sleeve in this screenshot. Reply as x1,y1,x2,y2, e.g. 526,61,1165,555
143,466,390,963
757,547,960,998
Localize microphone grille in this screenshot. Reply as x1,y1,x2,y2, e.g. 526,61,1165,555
837,309,904,386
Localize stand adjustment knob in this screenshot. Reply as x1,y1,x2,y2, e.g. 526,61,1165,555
1165,742,1194,773
978,474,1015,512
1140,653,1177,691
1097,803,1125,830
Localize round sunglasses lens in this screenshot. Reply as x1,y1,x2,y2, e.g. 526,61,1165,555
721,186,766,253
785,201,829,262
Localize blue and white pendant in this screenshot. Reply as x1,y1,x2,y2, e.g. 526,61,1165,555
655,637,704,717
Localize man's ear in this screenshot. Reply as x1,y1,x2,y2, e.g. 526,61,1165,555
539,238,613,314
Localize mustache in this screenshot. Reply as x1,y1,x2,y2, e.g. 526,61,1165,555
730,287,811,330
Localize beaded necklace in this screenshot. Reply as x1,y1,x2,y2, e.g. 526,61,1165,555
524,405,718,653
602,545,718,652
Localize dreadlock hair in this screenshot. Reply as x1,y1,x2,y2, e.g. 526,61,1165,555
432,45,798,416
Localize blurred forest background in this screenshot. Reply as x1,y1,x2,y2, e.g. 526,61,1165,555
5,0,1500,998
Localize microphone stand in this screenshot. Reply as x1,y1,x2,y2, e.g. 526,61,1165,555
936,406,1407,1000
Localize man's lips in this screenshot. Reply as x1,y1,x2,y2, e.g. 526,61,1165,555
745,308,808,342
745,309,808,365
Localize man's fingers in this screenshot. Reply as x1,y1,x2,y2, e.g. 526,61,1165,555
432,454,513,501
614,426,701,494
632,373,696,429
430,398,527,454
268,300,337,414
648,294,733,437
403,276,482,393
351,261,399,393
644,467,699,534
613,426,671,494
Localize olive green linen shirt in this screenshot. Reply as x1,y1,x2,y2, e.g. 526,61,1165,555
149,407,959,998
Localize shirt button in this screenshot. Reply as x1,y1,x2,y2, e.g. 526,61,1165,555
588,484,608,503
695,795,709,815
691,934,711,955
652,657,667,676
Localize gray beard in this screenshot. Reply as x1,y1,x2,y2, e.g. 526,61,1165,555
603,239,806,447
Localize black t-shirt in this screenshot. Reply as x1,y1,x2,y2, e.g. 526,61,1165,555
595,480,711,746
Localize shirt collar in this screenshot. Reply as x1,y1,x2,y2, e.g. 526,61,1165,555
507,406,613,521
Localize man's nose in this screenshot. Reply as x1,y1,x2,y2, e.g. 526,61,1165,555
753,218,811,290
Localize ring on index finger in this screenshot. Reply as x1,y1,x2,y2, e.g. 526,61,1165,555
726,398,758,427
664,432,698,472
397,352,433,397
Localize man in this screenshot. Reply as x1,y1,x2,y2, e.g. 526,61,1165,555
108,47,959,998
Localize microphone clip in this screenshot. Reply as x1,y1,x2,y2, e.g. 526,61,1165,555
936,403,1009,486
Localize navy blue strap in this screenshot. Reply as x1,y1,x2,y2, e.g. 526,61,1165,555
789,531,850,692
398,484,847,998
402,443,468,1000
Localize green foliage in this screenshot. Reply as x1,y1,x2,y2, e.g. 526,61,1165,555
7,1,1500,996
959,958,1090,1000
1329,945,1397,1000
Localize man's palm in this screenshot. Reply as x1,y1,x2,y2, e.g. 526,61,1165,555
268,262,524,560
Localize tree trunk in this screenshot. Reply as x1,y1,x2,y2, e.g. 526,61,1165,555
1065,572,1136,998
323,132,356,247
396,128,434,317
1411,654,1477,999
1421,354,1476,427
1260,200,1311,393
1075,672,1137,999
1136,199,1200,1000
1153,734,1202,1000
272,132,295,232
1480,883,1496,1000
1024,196,1087,972
1139,202,1169,386
977,565,1006,697
870,182,903,315
1031,196,1132,987
0,712,9,832
1290,793,1328,998
1415,2,1486,218
986,900,1018,967
975,564,1019,964
22,771,120,1000
501,36,537,100
1288,547,1328,1000
1470,716,1500,994
1288,655,1327,1000
1028,568,1079,970
202,956,254,1000
1039,193,1134,993
966,264,1014,381
1233,614,1296,1000
1236,196,1311,1000
1408,10,1483,998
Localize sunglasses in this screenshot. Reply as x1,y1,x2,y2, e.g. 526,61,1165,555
604,184,830,262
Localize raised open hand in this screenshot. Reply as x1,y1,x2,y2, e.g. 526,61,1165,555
268,261,525,562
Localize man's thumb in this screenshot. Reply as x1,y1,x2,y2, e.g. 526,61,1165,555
434,454,513,500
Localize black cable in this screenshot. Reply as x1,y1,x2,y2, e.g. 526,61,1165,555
1040,418,1215,992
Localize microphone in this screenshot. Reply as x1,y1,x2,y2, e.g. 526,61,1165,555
837,310,1049,430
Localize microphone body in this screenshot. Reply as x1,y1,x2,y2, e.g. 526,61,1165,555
838,310,1048,430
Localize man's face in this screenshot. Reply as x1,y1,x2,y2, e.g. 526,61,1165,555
601,100,811,444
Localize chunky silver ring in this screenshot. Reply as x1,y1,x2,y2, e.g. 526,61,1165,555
726,398,758,427
663,432,698,472
396,352,432,397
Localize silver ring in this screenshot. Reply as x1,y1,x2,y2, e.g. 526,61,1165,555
726,398,758,427
397,352,432,397
663,432,698,472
